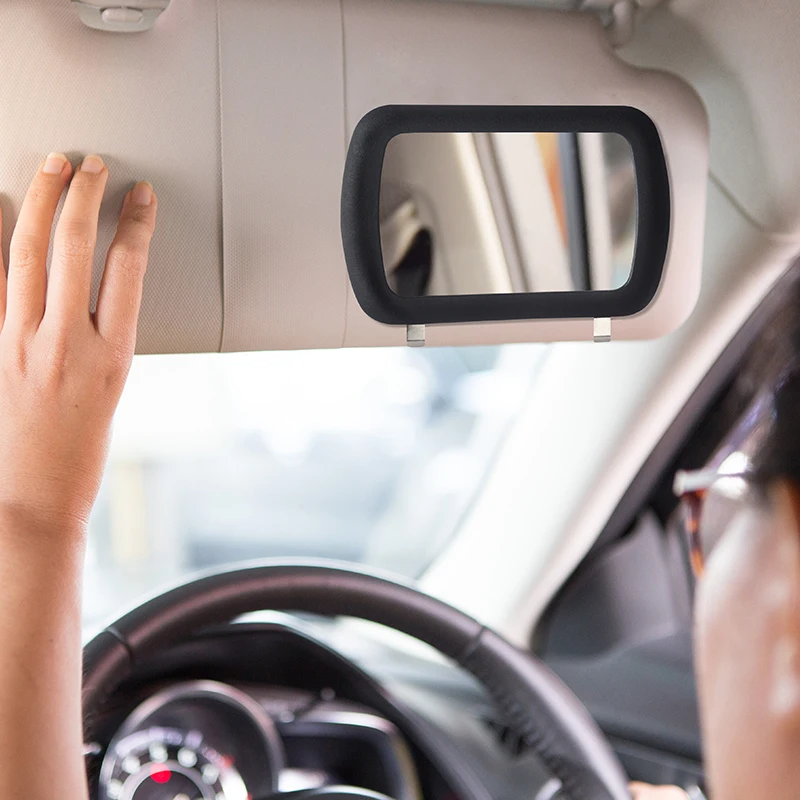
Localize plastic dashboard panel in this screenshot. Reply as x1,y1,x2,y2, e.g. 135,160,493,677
342,105,671,325
545,633,704,789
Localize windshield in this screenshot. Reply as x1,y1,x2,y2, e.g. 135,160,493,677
83,345,547,628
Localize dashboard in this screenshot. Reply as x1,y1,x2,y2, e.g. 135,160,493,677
85,618,555,800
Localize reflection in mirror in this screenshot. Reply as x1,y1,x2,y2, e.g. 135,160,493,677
380,132,637,298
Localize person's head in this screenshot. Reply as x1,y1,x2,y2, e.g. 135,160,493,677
693,276,800,800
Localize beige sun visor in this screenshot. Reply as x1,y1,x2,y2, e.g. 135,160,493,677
0,0,708,353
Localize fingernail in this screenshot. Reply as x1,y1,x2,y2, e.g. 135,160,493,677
131,181,153,206
81,154,105,174
42,152,67,175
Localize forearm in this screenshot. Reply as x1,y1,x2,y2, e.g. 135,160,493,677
0,510,88,800
0,154,155,800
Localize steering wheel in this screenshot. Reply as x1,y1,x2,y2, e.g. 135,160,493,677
83,563,630,800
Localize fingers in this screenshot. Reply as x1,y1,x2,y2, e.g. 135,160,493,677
46,155,108,323
3,157,155,347
95,182,157,347
5,153,72,332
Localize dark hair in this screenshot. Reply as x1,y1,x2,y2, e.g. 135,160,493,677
751,274,800,487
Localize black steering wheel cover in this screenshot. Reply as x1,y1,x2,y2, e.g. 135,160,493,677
83,563,629,800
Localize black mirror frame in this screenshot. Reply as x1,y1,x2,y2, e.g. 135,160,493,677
341,105,671,325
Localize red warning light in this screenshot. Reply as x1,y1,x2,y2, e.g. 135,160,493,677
150,767,171,784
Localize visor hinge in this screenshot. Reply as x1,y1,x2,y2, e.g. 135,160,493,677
71,0,170,33
580,0,666,47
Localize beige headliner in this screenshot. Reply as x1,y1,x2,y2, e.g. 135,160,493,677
0,0,708,353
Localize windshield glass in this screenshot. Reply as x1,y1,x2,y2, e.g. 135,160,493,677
83,345,547,628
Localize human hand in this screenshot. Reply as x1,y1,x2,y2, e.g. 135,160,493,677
0,153,156,537
629,783,690,799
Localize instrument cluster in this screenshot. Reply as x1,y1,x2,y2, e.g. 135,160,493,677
97,680,421,800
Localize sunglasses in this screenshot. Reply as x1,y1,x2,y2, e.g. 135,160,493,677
673,469,753,578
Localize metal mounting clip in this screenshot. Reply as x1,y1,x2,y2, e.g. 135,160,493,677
593,318,612,343
407,324,426,348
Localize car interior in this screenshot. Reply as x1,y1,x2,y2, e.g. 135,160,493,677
2,1,799,799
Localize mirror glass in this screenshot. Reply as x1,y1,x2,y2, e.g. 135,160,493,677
380,132,637,298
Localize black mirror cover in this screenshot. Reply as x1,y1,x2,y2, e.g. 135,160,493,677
341,105,670,326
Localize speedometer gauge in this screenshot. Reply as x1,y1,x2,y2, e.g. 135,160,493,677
101,727,248,800
98,681,285,800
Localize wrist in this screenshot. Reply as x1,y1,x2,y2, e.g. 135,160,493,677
0,502,88,554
